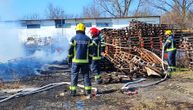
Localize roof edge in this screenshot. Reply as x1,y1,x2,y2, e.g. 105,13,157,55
1,16,160,22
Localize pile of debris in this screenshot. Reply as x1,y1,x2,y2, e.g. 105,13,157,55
100,20,193,78
177,31,193,69
103,22,193,78
178,32,193,50
100,21,178,79
125,20,180,53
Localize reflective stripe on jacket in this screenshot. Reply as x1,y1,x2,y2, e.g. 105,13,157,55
164,35,176,52
68,33,92,64
92,37,101,60
100,34,105,47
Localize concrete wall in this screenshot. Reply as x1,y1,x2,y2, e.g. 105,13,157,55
7,16,160,42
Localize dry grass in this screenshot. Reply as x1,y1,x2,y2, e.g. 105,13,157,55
172,69,193,79
0,73,21,90
0,81,21,90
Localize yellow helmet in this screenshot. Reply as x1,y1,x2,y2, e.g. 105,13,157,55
165,30,172,35
76,23,86,31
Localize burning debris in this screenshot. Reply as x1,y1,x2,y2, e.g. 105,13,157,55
23,36,68,57
0,57,47,81
34,61,70,75
0,22,70,82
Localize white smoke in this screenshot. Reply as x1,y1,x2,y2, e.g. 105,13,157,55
29,35,69,62
0,22,24,62
0,21,70,64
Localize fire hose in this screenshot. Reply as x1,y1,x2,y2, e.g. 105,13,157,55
0,44,169,102
120,44,169,94
0,56,100,103
102,42,169,93
0,77,98,103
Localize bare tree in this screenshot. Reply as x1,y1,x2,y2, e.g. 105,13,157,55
83,0,148,17
82,1,102,18
95,0,134,17
45,3,65,19
133,8,154,16
146,0,193,28
186,10,193,28
133,0,155,16
134,0,145,14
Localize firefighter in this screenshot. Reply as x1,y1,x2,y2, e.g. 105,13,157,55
99,30,106,53
68,23,92,98
89,27,103,84
164,30,177,73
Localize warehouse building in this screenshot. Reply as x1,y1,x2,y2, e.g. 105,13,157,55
0,16,160,56
17,16,160,42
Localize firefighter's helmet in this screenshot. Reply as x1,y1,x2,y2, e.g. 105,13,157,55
165,30,172,35
76,23,86,31
90,27,100,37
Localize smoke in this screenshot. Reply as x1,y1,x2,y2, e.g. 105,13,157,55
0,21,70,62
0,33,70,81
0,21,71,81
0,22,24,63
0,23,69,63
50,35,69,61
28,35,69,62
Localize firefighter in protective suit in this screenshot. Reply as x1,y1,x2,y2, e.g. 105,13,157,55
89,27,103,84
164,30,177,73
68,23,92,98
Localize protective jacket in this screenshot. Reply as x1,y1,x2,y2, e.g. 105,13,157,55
164,35,176,52
68,32,92,64
99,33,106,53
164,35,177,72
92,37,101,60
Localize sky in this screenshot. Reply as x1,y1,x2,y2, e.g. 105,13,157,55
0,0,91,20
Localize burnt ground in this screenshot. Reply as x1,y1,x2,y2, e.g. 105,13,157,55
0,70,193,110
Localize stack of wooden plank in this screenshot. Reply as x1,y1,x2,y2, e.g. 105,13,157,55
100,20,193,79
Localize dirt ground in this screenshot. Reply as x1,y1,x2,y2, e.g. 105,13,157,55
0,70,193,110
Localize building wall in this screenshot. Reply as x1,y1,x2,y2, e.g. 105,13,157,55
0,16,160,57
17,16,160,42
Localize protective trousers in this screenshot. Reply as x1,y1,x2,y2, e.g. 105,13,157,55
91,60,102,83
70,63,92,95
167,50,176,72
